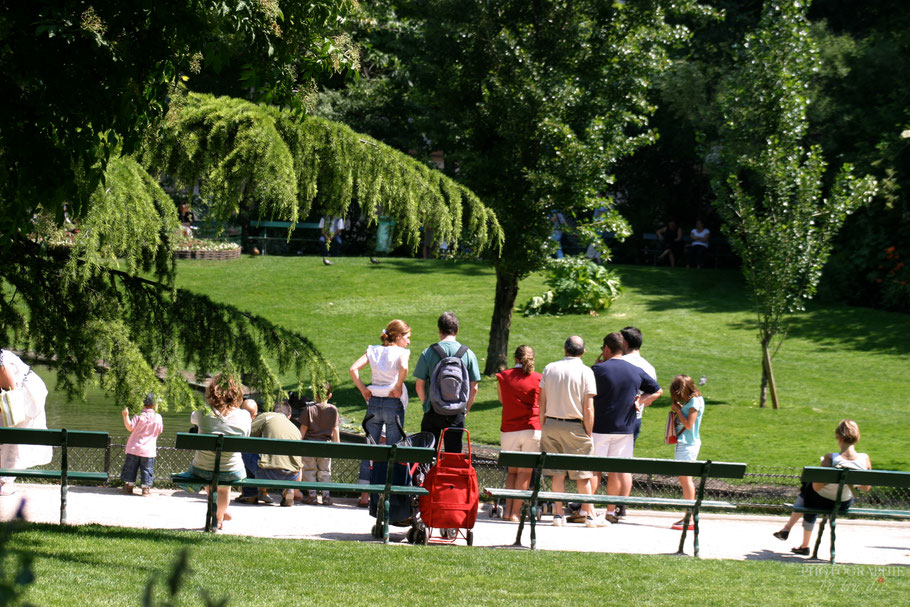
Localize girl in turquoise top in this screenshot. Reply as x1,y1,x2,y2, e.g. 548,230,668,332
669,374,704,530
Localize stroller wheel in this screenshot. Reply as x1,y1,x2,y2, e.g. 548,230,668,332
467,530,474,546
407,527,416,544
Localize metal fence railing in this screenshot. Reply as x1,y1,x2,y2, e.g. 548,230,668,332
26,437,910,513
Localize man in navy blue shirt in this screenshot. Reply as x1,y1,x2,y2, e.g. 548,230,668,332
591,332,662,523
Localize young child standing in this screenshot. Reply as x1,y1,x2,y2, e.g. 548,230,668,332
773,419,871,556
669,374,704,530
299,382,340,505
121,393,164,496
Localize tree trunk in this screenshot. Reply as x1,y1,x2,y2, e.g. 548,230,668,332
761,338,781,410
759,371,768,409
484,267,520,375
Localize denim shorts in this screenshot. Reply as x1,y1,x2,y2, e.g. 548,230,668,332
674,442,701,462
186,464,245,483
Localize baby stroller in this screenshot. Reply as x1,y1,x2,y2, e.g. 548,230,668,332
364,415,436,540
415,428,479,546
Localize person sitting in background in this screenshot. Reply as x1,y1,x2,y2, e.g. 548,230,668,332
299,382,340,505
773,419,871,556
185,374,251,529
120,393,164,496
656,219,683,267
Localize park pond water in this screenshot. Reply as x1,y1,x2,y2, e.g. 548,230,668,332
37,365,197,441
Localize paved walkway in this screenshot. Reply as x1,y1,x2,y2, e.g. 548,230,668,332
2,483,908,566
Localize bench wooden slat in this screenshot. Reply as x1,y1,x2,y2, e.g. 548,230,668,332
486,488,735,510
170,473,428,496
790,505,910,519
800,467,910,488
250,221,321,229
498,451,746,479
0,469,108,482
0,428,108,448
173,433,435,463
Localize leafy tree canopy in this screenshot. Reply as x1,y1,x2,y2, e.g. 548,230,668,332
0,0,357,239
319,0,718,372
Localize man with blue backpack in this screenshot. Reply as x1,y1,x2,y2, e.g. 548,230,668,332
414,311,481,453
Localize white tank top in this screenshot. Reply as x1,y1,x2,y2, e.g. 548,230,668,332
366,345,409,407
816,453,868,501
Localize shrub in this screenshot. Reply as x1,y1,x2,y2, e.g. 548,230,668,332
522,256,622,316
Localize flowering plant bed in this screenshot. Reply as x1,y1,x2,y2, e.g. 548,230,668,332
175,236,241,260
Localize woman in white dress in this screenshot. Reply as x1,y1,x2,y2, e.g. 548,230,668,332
0,350,53,495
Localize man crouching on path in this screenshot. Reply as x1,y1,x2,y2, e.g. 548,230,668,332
538,336,607,528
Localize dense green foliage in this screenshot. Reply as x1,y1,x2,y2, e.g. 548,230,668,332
318,0,717,373
522,256,623,317
13,524,907,606
611,0,910,313
1,4,500,410
0,1,355,239
711,0,877,408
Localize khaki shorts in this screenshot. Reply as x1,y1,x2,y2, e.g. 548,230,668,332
540,420,593,480
500,429,541,453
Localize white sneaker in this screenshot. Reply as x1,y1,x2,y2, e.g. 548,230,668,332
585,515,610,528
552,515,565,527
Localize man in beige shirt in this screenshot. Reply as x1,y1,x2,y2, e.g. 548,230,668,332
538,336,607,527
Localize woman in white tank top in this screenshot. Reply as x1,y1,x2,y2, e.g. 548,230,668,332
349,320,411,446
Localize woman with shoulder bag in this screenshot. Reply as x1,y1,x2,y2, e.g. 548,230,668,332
0,349,53,495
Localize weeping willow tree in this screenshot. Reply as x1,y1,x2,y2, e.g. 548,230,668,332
147,93,500,253
3,98,501,412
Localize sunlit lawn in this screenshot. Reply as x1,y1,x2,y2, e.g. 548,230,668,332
174,256,910,470
12,523,906,607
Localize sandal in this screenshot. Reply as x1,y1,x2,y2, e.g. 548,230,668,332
791,546,810,556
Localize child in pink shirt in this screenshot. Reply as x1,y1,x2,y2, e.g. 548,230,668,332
120,393,164,496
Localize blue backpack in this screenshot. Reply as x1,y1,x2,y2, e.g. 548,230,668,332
428,344,470,416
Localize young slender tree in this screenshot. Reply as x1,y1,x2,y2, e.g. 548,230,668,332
710,0,877,408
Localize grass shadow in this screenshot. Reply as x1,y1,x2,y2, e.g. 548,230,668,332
618,264,910,357
377,258,492,277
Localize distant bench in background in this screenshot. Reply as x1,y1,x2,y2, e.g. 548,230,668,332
246,220,322,255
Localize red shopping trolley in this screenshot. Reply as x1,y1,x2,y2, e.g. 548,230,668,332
415,428,479,545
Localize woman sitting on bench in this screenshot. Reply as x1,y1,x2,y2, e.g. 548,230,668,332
184,374,251,529
773,419,871,556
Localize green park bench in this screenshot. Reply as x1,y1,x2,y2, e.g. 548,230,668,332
246,220,322,255
0,428,109,524
171,432,434,541
485,451,746,554
793,466,910,564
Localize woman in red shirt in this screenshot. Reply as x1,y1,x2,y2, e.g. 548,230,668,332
496,345,542,521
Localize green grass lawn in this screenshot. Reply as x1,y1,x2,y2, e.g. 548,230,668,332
173,256,910,471
10,523,905,606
